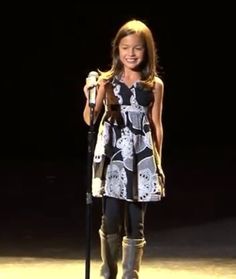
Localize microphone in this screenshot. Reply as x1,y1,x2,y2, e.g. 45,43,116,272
87,71,99,107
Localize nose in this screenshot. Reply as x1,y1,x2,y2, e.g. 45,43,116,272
128,48,135,55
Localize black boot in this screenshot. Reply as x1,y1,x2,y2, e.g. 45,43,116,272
99,229,120,279
122,237,146,279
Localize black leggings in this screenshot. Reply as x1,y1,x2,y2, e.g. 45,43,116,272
100,196,147,239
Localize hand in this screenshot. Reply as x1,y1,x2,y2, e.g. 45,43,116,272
83,77,98,99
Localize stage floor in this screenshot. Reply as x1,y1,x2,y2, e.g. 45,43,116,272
0,217,235,279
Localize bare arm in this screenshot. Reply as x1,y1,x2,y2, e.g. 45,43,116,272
83,79,107,125
149,77,164,162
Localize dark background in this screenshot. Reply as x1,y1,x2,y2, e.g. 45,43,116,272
0,2,235,255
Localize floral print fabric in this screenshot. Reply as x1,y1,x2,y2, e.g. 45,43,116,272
92,78,164,202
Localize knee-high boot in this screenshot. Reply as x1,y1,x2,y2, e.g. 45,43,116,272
99,229,120,279
121,237,146,279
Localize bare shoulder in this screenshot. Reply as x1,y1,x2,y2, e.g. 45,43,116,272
98,78,110,86
154,76,164,90
98,78,110,89
98,78,106,87
153,76,164,95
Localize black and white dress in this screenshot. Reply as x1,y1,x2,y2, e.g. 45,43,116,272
92,77,164,202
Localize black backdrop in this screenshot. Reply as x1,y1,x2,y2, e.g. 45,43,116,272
1,3,235,234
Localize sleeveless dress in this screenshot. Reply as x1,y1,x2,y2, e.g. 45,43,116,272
92,77,165,202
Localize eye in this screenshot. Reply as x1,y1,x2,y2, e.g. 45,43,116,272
135,46,144,51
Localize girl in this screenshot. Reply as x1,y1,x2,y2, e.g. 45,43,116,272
83,19,165,279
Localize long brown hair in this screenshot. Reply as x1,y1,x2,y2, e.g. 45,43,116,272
99,19,159,125
99,19,159,87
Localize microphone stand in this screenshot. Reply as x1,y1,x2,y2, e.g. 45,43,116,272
85,104,96,279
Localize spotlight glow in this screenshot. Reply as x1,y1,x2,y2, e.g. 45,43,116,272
0,257,235,279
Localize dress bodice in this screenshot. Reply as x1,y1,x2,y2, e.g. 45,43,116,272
111,78,154,109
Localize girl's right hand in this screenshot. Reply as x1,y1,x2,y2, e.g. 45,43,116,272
83,75,98,99
83,83,89,99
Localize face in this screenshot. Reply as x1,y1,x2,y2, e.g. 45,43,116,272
118,33,145,70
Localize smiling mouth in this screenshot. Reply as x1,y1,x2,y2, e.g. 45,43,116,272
126,59,137,63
